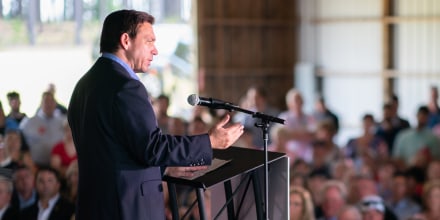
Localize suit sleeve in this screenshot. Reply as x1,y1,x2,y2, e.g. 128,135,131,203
113,79,212,167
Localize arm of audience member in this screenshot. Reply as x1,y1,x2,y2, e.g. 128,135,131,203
50,155,64,174
208,114,244,150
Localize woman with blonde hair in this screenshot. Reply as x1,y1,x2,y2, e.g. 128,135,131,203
290,186,315,220
412,180,440,220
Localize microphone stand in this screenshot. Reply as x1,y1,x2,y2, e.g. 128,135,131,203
219,104,284,220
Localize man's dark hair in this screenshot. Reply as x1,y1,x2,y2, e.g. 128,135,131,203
100,10,155,53
393,171,408,178
391,94,399,102
37,166,62,183
6,91,20,100
417,105,430,115
157,94,170,103
383,102,392,110
362,113,374,121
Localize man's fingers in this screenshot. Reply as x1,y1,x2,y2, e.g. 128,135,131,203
180,166,208,177
188,166,208,171
216,114,230,128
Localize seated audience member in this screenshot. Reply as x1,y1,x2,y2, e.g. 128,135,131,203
0,102,5,135
413,180,440,220
291,173,308,188
190,106,214,128
20,92,65,167
393,106,440,167
279,89,316,163
388,171,421,220
233,129,254,149
11,166,37,210
152,94,171,133
310,121,341,172
331,159,356,185
389,95,411,127
50,120,77,177
3,130,35,174
426,160,440,181
359,195,398,220
290,159,312,188
307,168,330,209
5,91,27,131
290,186,315,220
358,195,386,220
337,205,362,220
233,86,279,148
65,161,78,203
43,83,68,116
187,116,209,136
20,167,74,220
345,114,388,163
167,117,187,136
291,158,312,176
312,95,340,134
405,166,425,205
347,175,378,205
376,102,410,154
427,86,440,128
0,175,18,220
311,140,331,175
411,180,440,220
269,124,296,163
316,180,347,220
375,161,396,203
0,137,19,178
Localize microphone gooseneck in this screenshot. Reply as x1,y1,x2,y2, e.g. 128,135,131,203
186,94,284,125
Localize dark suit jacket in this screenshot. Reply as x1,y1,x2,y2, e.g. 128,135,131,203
68,57,212,220
19,196,75,220
1,206,19,220
10,190,38,211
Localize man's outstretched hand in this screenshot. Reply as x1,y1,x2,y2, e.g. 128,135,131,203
208,114,244,149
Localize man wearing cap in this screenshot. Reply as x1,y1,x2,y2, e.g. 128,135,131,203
359,195,385,220
359,195,398,220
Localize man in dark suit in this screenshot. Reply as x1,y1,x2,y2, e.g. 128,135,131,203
67,9,244,220
0,175,19,220
11,165,38,211
20,167,74,220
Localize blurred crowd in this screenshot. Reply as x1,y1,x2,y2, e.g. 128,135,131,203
0,84,75,219
230,85,440,220
1,83,440,220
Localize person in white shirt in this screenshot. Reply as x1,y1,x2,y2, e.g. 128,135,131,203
20,92,65,167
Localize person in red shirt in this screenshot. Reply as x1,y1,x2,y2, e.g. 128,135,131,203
50,120,76,177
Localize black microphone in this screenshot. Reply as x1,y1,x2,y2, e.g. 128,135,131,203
187,94,238,110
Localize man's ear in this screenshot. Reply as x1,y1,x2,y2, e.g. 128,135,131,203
120,33,130,50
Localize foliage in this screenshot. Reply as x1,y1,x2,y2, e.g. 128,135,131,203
0,19,27,48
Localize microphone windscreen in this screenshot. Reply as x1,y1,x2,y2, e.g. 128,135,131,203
187,94,199,106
